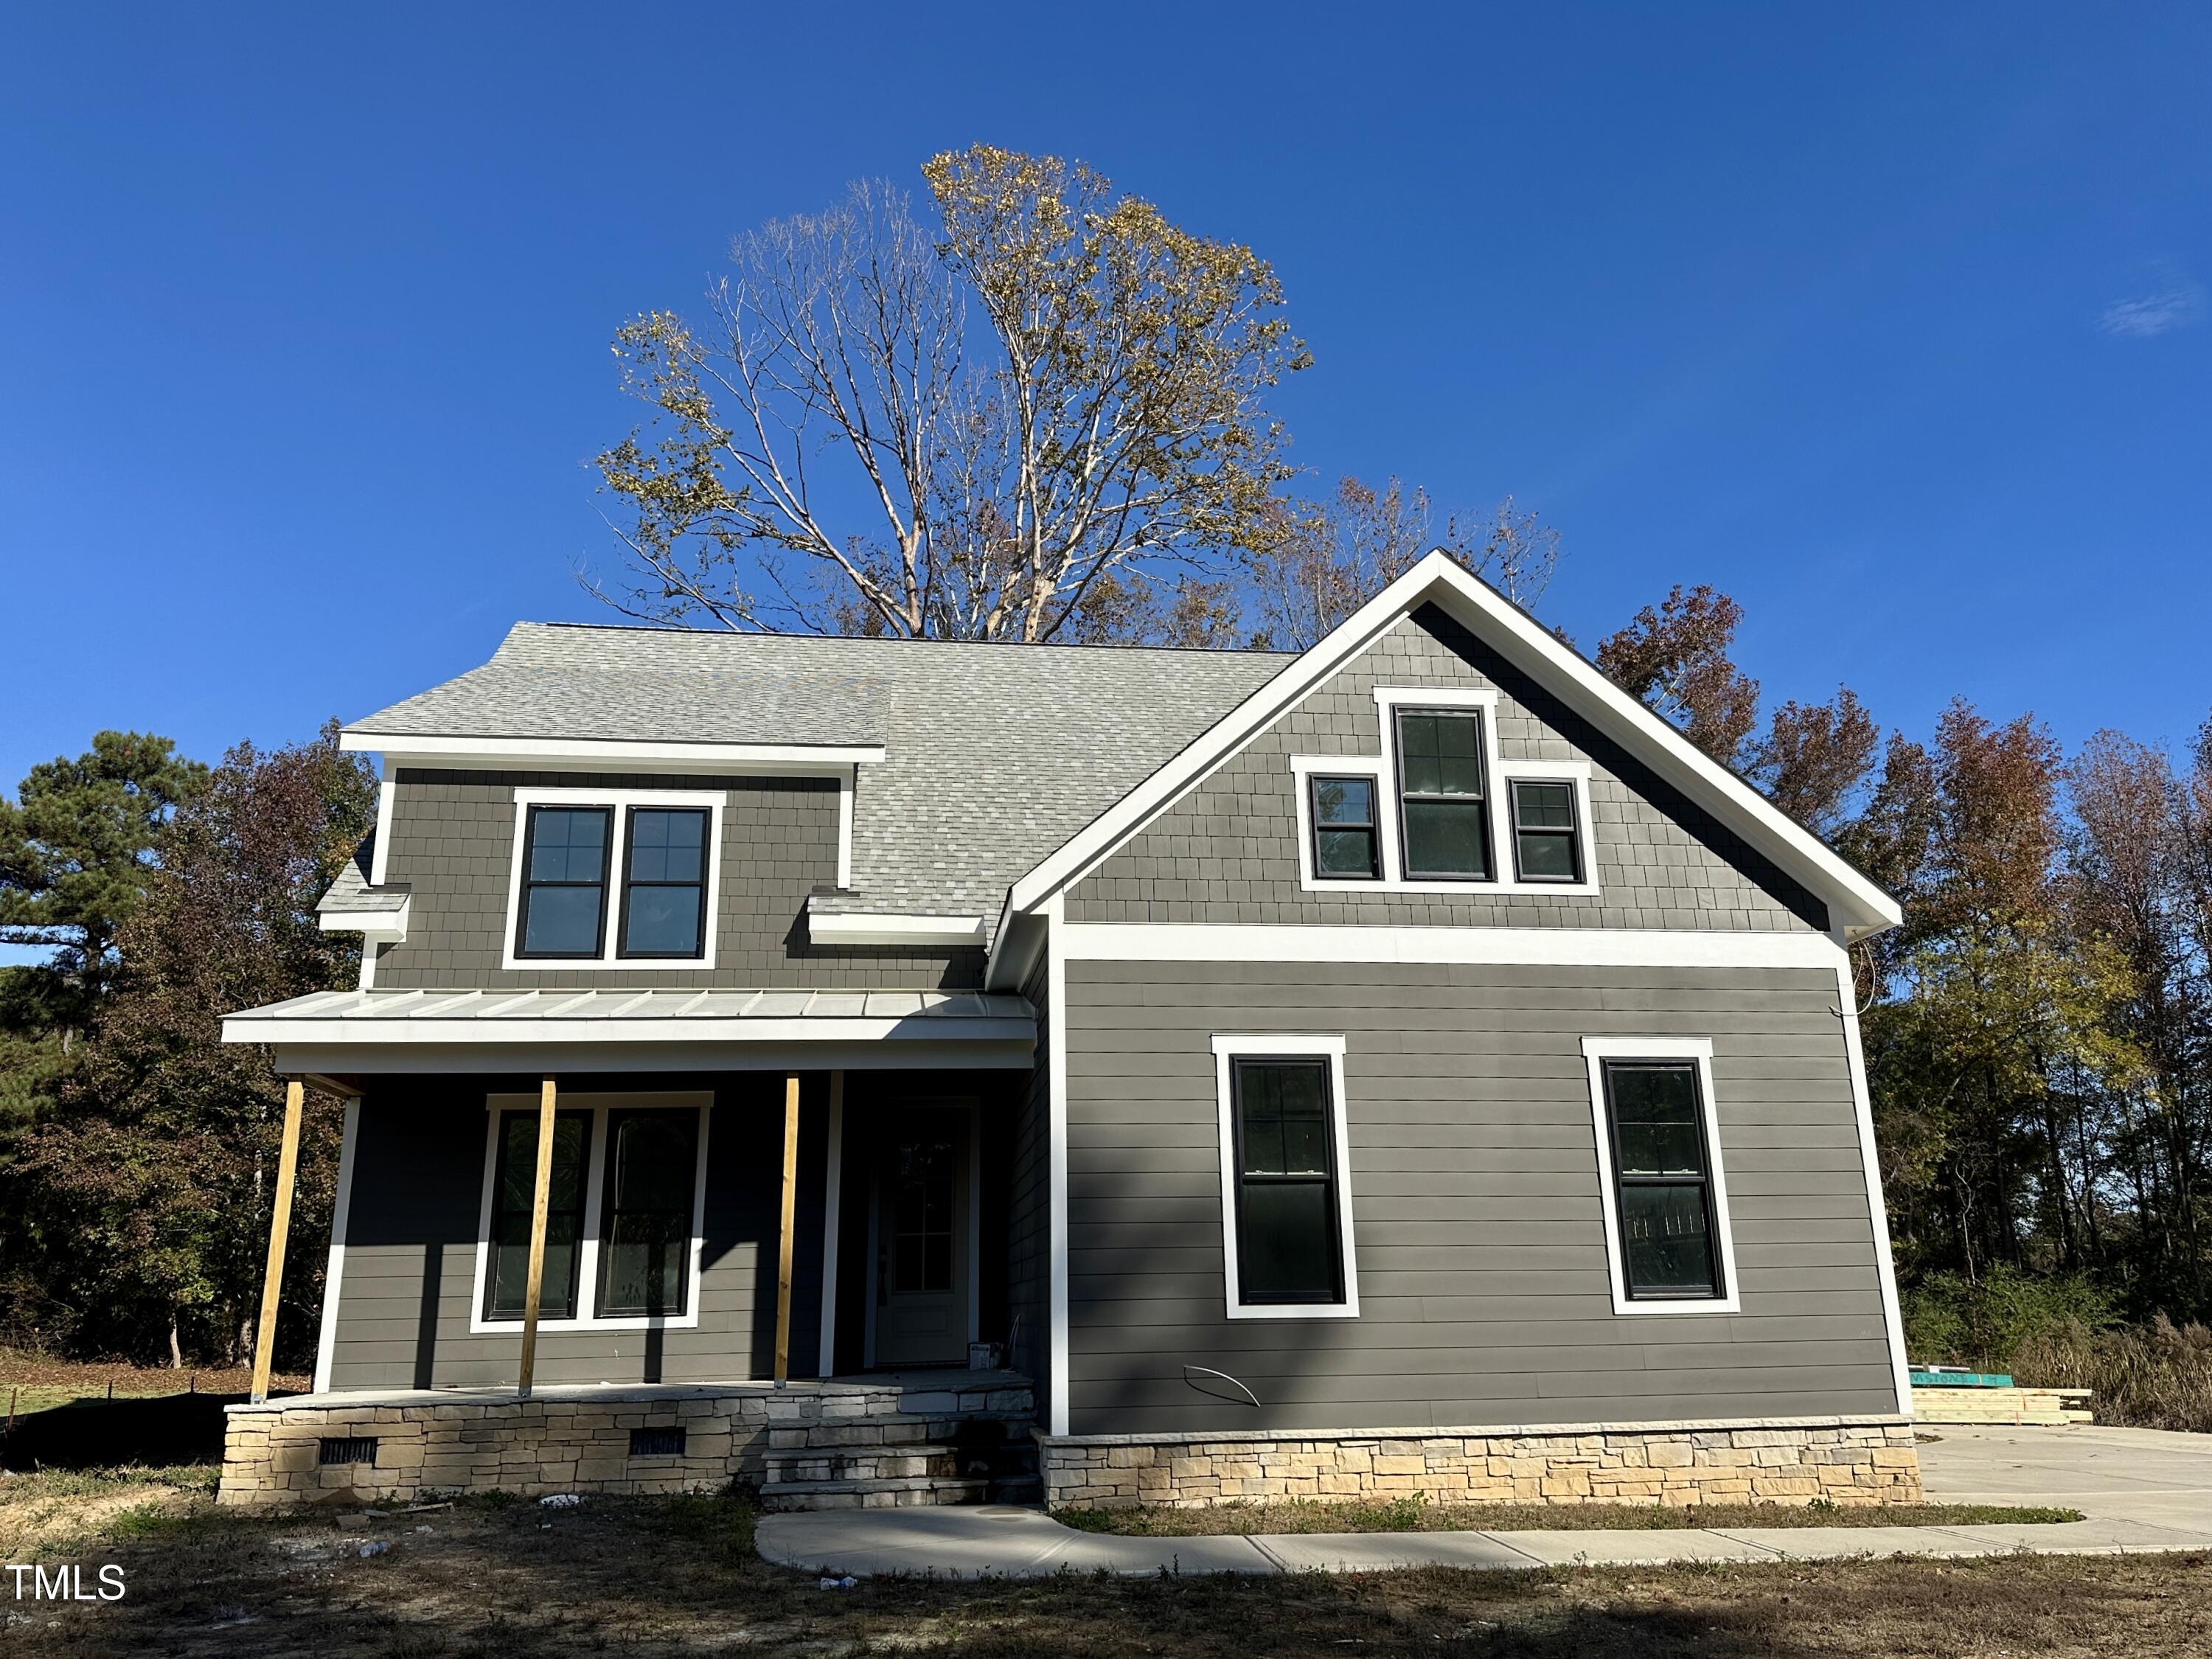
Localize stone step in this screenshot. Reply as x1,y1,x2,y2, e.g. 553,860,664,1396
762,1444,963,1485
756,1475,993,1512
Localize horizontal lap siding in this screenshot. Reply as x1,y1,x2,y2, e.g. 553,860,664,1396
1062,960,1896,1436
326,1075,827,1391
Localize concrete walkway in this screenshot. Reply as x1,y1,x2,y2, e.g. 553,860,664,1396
756,1425,2212,1579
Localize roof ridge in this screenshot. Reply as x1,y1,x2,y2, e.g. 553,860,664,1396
513,619,1297,658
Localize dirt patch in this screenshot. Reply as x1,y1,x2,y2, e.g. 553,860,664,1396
0,1478,2205,1658
1054,1497,2084,1536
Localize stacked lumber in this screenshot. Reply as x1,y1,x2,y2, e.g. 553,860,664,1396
1910,1384,2093,1425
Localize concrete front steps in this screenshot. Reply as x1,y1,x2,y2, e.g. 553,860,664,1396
755,1374,1038,1512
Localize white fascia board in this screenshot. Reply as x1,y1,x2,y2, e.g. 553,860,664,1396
261,1038,1034,1075
807,908,989,947
318,895,411,942
341,731,886,775
220,1012,1034,1048
1004,551,1901,939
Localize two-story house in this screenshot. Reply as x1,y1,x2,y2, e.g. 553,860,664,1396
218,553,1922,1512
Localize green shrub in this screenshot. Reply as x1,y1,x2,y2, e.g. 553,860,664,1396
1900,1265,2115,1366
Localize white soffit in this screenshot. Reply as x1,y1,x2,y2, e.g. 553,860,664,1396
1003,552,1902,940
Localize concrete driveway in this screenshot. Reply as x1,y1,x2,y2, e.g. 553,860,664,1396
1918,1422,2212,1534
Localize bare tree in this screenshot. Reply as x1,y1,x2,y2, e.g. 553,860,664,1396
1245,479,1566,651
589,147,1310,641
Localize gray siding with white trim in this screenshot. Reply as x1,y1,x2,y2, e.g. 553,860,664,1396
1065,606,1829,934
1061,959,1896,1436
371,769,982,991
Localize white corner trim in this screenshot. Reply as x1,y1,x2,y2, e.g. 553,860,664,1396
1830,934,1916,1413
467,1091,713,1335
807,908,989,947
342,731,886,775
500,787,725,972
369,777,395,886
313,1096,361,1393
1059,921,1843,971
836,769,856,891
1045,894,1071,1437
1579,1037,1742,1316
319,895,411,942
1210,1034,1360,1320
1004,550,1901,938
818,1070,844,1380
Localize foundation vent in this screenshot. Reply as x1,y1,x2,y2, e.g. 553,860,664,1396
629,1426,686,1458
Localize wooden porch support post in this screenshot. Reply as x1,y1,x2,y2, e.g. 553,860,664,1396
249,1079,307,1405
517,1074,557,1399
774,1074,800,1382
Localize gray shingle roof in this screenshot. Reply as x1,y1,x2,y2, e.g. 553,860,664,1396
318,836,408,914
348,623,1292,936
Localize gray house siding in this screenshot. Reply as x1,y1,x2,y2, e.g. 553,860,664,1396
1060,958,1896,1437
325,1071,831,1391
1066,606,1829,934
372,769,982,991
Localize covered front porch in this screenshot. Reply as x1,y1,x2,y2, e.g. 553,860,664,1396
219,987,1043,1507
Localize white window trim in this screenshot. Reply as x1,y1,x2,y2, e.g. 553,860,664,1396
501,787,726,971
1580,1037,1742,1315
1287,688,1599,897
1211,1034,1361,1321
468,1090,712,1335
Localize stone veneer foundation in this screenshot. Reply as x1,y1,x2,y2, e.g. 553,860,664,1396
1040,1416,1921,1510
218,1375,1034,1509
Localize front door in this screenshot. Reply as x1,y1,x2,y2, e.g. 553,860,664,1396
867,1106,973,1367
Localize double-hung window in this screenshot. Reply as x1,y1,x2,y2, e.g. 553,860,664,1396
516,807,613,959
597,1109,702,1317
484,1108,592,1320
476,1092,709,1329
1213,1039,1360,1317
1509,779,1583,883
1584,1040,1739,1312
508,793,720,967
1309,775,1381,880
1395,709,1493,880
619,808,710,958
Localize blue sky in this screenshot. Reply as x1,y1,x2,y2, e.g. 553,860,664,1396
4,3,2208,801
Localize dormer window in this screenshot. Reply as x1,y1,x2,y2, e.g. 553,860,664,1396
619,809,711,957
504,789,724,970
1394,709,1493,880
516,806,613,958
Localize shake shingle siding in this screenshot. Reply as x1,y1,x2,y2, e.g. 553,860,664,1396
1066,606,1829,933
1060,960,1896,1436
325,1074,830,1390
372,769,982,991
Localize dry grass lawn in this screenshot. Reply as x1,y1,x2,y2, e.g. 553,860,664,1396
1,1467,2208,1658
0,1349,309,1417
